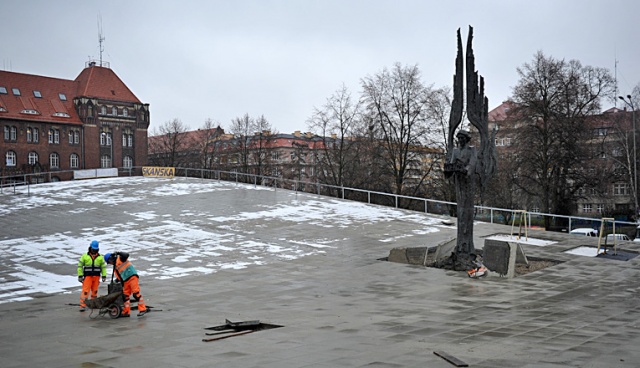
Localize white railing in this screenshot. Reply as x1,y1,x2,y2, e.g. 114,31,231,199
2,166,637,234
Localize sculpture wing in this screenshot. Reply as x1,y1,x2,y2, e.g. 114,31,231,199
465,26,496,189
447,28,464,158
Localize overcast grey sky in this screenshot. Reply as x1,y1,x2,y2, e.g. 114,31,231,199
1,0,638,134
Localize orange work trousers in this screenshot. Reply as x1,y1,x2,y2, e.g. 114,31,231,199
80,276,100,308
122,277,146,315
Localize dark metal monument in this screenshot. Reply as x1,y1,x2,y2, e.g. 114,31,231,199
442,26,497,270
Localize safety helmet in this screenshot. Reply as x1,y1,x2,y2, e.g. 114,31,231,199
90,240,99,250
104,252,112,264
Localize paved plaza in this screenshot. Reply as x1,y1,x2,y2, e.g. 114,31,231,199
1,177,640,367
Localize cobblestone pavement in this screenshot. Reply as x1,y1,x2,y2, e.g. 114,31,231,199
1,177,640,367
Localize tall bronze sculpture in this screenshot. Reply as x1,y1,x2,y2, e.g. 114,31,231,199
443,26,497,270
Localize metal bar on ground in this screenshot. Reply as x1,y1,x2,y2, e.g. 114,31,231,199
433,351,468,367
202,330,254,342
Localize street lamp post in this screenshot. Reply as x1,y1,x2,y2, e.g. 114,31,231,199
619,95,637,220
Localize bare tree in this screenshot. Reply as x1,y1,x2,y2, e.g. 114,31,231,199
361,63,440,197
148,118,190,167
251,115,273,178
598,110,637,218
308,84,363,189
229,114,253,175
511,51,615,227
193,118,224,172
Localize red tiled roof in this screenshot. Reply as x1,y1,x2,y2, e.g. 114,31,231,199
488,101,515,121
74,66,141,103
0,65,141,126
0,70,82,125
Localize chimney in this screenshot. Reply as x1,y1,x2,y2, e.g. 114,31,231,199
293,130,301,137
305,132,313,138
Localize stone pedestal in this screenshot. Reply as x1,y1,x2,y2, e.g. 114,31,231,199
483,239,527,278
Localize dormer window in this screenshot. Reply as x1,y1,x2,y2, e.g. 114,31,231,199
33,90,42,98
20,109,39,115
0,87,7,94
59,93,67,101
52,112,70,118
0,107,6,112
12,88,21,96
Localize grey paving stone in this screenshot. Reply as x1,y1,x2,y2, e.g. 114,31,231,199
2,177,640,367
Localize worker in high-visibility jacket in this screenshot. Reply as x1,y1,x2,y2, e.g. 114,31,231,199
77,240,107,312
104,251,148,317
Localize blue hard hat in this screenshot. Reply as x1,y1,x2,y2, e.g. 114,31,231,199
90,240,99,250
104,252,112,264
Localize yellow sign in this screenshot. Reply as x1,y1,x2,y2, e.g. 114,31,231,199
142,166,175,178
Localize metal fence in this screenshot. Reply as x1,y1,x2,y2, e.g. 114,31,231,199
2,166,637,236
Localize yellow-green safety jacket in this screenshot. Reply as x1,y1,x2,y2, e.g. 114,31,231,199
77,253,107,277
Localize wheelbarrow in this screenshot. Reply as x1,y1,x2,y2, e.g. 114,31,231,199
84,282,124,319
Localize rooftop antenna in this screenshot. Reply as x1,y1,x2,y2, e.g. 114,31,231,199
98,13,105,67
614,46,618,109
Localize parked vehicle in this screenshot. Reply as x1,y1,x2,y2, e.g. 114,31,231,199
606,233,630,242
569,228,598,237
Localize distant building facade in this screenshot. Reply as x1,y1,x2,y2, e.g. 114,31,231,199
0,62,149,182
148,129,326,183
488,101,636,218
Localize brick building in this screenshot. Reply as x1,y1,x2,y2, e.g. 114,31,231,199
0,62,149,182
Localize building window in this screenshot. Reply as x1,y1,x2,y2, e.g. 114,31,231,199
0,86,7,94
12,88,20,96
101,154,112,168
101,132,112,146
5,126,17,141
495,137,513,147
59,93,67,101
123,155,133,168
112,106,117,115
33,90,42,98
123,129,133,147
70,153,79,168
582,204,592,213
123,108,128,117
49,153,60,168
28,152,39,165
597,204,605,213
5,151,16,166
26,127,39,143
48,129,60,144
101,106,107,115
68,130,79,145
613,183,630,196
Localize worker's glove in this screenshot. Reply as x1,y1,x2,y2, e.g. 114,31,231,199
78,276,84,283
101,276,106,282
